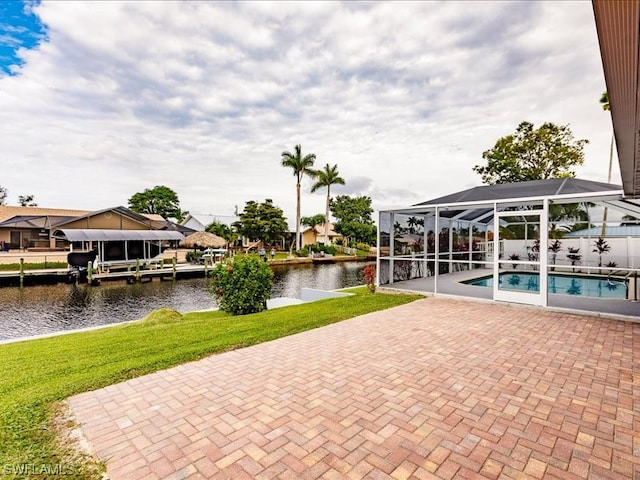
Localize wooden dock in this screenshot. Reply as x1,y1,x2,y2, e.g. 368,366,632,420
93,264,209,284
0,255,375,287
0,264,211,287
0,268,70,286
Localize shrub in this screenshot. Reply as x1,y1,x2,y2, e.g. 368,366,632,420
210,255,274,315
310,244,337,255
296,248,309,257
361,264,377,293
356,242,371,253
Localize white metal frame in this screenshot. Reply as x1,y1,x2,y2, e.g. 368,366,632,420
493,201,548,307
376,187,637,309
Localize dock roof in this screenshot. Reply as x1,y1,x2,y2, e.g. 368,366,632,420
53,229,184,242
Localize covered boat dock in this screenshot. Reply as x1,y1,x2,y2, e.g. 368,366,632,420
53,229,185,272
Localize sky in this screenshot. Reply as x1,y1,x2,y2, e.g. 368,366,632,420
0,1,617,224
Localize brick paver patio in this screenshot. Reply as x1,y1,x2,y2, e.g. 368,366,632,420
67,298,639,479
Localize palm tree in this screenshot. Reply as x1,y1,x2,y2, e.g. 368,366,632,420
407,217,420,235
281,144,317,251
206,221,238,249
600,91,614,237
600,91,610,111
301,214,326,229
310,164,345,246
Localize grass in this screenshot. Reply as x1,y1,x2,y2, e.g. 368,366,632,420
0,262,68,271
0,289,422,479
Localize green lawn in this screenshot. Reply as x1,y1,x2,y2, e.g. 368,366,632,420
0,262,68,271
0,289,422,479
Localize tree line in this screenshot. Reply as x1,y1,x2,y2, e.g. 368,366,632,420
0,188,38,207
207,145,377,250
122,145,377,250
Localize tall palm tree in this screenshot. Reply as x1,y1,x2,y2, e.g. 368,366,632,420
281,144,317,251
310,164,346,245
600,91,614,237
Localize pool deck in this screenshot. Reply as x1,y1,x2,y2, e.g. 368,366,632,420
67,297,639,479
383,269,640,320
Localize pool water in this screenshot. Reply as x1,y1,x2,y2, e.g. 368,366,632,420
463,272,628,299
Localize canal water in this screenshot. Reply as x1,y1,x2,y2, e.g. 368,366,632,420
0,262,370,341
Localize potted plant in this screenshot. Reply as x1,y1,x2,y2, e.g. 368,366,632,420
592,237,611,267
548,239,562,272
526,239,540,270
566,247,582,273
508,253,520,269
361,264,377,293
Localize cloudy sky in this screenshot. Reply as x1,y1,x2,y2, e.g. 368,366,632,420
0,1,615,223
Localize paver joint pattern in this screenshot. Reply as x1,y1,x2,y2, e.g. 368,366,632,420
67,298,640,479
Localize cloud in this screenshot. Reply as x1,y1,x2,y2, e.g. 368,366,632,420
0,1,613,223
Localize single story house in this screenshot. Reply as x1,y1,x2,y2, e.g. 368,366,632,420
0,206,90,250
0,205,189,269
301,223,342,248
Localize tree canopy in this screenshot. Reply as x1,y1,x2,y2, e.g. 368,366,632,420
18,195,37,207
233,199,288,246
301,214,326,228
473,121,588,185
206,221,238,246
0,187,7,206
599,91,609,111
311,163,345,245
128,185,183,220
330,195,377,245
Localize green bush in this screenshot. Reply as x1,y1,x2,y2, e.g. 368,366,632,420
297,248,310,257
309,244,338,255
210,255,273,315
356,242,371,253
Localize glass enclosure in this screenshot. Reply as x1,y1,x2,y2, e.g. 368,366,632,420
377,181,640,316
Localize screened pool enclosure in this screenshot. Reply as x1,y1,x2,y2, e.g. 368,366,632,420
377,178,640,318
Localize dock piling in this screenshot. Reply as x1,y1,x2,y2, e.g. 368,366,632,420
19,258,24,287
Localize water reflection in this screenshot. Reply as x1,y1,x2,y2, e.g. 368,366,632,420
0,262,369,341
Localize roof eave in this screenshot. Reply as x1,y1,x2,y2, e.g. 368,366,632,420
593,0,640,198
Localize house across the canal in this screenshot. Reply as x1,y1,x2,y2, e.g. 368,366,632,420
0,205,191,270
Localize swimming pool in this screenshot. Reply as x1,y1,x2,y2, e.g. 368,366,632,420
462,272,628,299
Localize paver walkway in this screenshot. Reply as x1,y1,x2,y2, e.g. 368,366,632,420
67,298,639,479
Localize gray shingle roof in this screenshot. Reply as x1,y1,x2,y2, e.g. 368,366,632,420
415,178,622,206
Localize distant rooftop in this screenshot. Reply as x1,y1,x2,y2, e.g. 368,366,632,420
565,226,640,238
0,206,90,223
